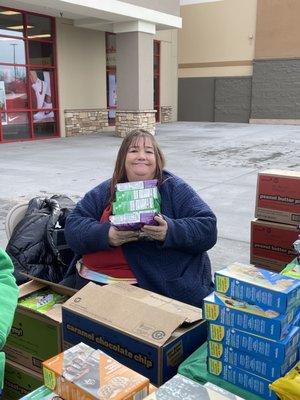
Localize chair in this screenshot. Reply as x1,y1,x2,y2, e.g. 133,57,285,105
5,202,29,240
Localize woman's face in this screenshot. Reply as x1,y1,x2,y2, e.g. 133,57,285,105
125,136,156,182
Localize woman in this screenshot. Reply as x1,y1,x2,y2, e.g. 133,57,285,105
0,248,18,395
63,129,217,307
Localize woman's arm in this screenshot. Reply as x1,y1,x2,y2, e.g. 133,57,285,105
161,180,217,254
0,249,18,350
64,185,111,255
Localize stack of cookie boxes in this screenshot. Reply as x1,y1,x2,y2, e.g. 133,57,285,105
250,170,300,272
203,262,300,400
109,180,161,230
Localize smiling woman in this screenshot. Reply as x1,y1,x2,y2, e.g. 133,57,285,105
61,129,218,307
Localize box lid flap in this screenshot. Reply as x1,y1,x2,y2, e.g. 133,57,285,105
101,282,202,322
63,282,202,346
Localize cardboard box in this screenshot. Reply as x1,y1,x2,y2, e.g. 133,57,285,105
281,258,300,280
115,187,160,202
3,360,43,400
255,169,300,226
207,358,277,400
143,374,243,399
43,342,149,400
208,322,300,362
207,340,298,380
203,292,294,340
215,262,300,313
62,282,207,386
20,386,61,399
116,180,157,191
5,279,75,374
250,219,299,272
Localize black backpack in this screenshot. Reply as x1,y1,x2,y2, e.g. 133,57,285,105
6,195,75,285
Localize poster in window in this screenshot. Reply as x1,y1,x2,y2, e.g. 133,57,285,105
0,81,7,125
29,70,54,123
108,73,117,118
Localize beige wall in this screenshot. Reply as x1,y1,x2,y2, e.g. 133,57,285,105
154,29,178,121
178,0,257,78
255,0,300,59
56,19,106,136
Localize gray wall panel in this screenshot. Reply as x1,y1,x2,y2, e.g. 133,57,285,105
215,77,252,123
178,78,215,121
251,59,300,119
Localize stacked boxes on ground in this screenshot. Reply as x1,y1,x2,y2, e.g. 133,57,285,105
251,169,300,272
204,262,300,399
2,280,74,400
109,180,161,230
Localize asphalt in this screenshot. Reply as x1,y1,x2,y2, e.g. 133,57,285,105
0,121,299,272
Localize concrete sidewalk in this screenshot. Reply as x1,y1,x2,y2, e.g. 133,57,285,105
0,121,299,272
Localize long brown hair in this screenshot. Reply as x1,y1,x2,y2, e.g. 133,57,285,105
109,129,166,202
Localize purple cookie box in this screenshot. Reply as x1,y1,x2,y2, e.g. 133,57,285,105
114,212,158,231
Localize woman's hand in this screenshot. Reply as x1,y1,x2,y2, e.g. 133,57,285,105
108,226,139,247
141,215,168,242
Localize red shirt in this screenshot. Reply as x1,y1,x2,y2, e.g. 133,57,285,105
82,205,136,278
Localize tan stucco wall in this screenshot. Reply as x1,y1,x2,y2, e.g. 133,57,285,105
56,19,106,137
178,0,257,78
154,29,178,121
255,0,300,59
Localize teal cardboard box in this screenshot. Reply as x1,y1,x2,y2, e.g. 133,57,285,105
204,292,294,340
62,282,207,386
207,340,298,381
208,322,300,363
215,262,300,313
207,358,277,400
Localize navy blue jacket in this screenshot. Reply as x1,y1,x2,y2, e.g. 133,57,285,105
65,171,217,307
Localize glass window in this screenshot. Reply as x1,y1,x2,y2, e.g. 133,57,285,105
28,41,53,65
0,66,27,109
29,69,55,112
2,111,30,140
34,116,57,137
0,37,26,64
27,14,52,39
106,33,116,53
0,8,24,37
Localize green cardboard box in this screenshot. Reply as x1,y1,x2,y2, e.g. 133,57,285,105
2,360,43,400
5,279,75,374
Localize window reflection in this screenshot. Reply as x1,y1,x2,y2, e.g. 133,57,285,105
0,65,27,110
2,112,30,140
0,37,26,64
0,8,24,37
27,14,52,39
28,41,53,65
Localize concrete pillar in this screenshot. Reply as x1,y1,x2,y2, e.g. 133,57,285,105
115,30,156,137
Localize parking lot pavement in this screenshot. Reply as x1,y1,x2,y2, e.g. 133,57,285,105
1,121,299,272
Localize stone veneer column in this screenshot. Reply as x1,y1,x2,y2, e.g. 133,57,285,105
115,29,154,137
64,109,108,137
115,110,156,137
161,106,173,123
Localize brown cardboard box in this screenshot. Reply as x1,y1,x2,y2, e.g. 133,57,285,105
5,279,75,374
43,342,149,400
250,219,299,271
255,169,300,225
62,282,207,386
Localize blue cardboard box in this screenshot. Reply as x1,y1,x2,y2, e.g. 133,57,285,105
208,322,300,362
207,340,298,380
204,292,294,340
207,357,277,400
215,263,300,313
62,282,207,386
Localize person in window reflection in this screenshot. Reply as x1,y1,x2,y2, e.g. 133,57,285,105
29,70,54,121
61,129,217,307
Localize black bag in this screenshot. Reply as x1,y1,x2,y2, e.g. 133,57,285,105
6,195,75,285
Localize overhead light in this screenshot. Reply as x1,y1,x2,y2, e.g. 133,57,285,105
7,25,34,30
28,34,51,39
0,10,21,15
